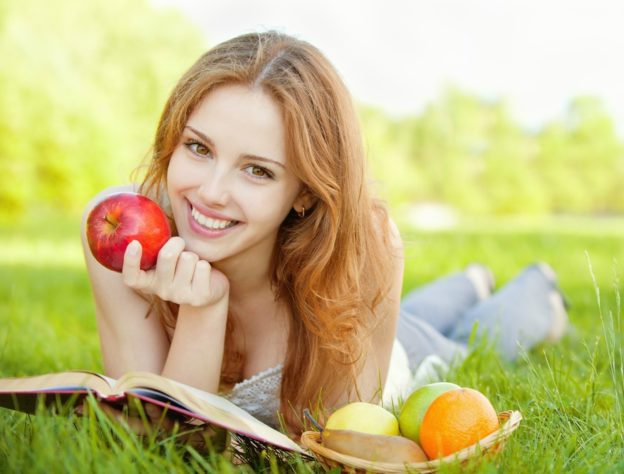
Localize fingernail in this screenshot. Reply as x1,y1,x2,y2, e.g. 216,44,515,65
127,241,139,256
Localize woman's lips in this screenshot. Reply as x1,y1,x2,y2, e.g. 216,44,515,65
186,201,242,238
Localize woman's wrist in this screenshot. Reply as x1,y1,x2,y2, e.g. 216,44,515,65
161,297,229,393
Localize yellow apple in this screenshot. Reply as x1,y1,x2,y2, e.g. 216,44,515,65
325,402,400,436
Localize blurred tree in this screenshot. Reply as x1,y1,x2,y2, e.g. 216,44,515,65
478,99,547,214
428,89,492,213
359,106,424,206
362,88,623,216
406,89,515,214
535,97,624,213
0,0,205,215
2,1,622,218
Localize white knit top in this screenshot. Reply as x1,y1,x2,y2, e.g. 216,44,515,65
224,364,283,428
222,340,448,428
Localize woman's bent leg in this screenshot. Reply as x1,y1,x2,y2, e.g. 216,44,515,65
448,263,567,360
395,308,468,372
400,264,494,336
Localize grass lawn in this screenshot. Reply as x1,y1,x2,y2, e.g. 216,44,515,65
0,211,623,472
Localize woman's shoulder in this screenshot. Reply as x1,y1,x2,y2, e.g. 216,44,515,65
83,184,139,208
371,203,403,250
387,216,403,250
378,211,404,257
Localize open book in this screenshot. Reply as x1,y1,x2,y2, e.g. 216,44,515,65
0,370,305,455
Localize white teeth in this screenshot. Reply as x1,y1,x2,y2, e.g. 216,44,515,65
191,206,237,230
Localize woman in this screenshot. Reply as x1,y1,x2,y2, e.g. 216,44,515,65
82,31,567,435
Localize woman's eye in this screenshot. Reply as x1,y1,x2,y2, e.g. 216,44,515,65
186,141,211,156
244,165,273,179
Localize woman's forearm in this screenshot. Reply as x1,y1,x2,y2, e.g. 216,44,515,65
160,297,229,393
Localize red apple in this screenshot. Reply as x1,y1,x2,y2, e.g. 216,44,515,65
86,192,172,272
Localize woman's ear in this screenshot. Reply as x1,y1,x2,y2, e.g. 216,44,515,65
293,188,316,216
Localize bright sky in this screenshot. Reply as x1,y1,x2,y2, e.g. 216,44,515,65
156,0,624,134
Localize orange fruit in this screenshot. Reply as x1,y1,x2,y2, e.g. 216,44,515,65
419,387,499,459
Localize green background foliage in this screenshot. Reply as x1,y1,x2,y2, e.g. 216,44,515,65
0,0,204,216
1,0,623,219
362,93,624,216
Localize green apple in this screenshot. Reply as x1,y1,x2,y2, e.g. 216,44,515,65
325,402,400,436
398,382,460,443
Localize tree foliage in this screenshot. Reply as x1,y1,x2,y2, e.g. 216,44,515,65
1,1,622,217
361,89,624,215
0,0,205,215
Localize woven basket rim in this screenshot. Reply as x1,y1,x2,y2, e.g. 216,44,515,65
300,410,522,473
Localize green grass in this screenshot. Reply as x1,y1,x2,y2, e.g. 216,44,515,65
1,212,623,472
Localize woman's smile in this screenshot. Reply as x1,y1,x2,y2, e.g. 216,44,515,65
166,84,303,264
187,200,242,237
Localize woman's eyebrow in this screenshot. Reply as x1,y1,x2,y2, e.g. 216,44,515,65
241,154,286,169
185,125,216,149
185,125,285,169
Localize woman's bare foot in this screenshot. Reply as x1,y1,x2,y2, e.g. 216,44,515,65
545,289,569,342
536,262,557,283
465,263,495,300
535,262,569,342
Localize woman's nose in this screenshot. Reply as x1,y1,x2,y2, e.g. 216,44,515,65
197,167,232,206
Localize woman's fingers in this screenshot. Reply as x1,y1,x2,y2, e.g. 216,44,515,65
144,402,163,419
122,237,184,294
191,260,211,303
122,240,143,286
190,259,223,307
104,402,154,435
76,399,218,451
142,402,176,432
121,236,228,307
173,251,199,290
155,237,186,291
78,400,177,436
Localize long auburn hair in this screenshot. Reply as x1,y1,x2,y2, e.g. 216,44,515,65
139,31,395,431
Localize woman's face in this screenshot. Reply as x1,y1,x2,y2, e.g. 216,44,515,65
166,84,303,266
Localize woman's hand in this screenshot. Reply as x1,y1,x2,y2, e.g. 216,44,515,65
75,399,227,452
121,237,229,308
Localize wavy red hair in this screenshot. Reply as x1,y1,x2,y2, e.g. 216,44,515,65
138,31,395,432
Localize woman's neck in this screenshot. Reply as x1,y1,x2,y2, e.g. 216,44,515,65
214,259,271,302
212,252,284,325
213,253,290,378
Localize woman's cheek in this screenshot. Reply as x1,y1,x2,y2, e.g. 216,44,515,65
166,153,185,188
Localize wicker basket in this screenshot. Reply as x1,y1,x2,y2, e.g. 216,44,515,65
300,410,522,473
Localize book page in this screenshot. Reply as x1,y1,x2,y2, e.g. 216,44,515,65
116,371,304,453
0,371,114,397
99,374,118,388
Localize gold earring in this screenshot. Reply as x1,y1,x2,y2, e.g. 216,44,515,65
297,206,306,218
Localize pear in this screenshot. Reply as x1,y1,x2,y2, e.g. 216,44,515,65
321,429,428,463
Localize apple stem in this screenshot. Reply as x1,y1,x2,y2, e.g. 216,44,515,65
303,408,324,433
104,215,118,228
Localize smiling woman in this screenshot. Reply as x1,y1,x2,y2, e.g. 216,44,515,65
165,84,303,266
82,30,402,434
79,30,568,443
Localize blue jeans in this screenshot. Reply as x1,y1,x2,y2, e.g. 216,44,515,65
396,264,558,369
